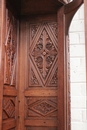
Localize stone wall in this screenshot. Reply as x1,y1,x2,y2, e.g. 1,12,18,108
69,4,87,130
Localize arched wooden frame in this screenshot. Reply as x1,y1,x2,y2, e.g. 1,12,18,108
0,0,84,130
57,0,84,130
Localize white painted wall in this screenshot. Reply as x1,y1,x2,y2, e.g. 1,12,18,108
69,4,87,130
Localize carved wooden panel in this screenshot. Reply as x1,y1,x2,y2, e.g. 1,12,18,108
26,97,57,119
25,21,58,129
2,8,18,130
4,10,17,87
29,22,58,87
3,97,15,120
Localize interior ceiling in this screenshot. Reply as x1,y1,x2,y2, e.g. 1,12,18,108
6,0,68,16
21,0,67,15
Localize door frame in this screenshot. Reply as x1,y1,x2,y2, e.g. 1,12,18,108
0,0,6,129
64,0,84,130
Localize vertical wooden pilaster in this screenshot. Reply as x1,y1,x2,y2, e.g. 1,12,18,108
0,0,6,129
18,19,27,130
57,6,67,130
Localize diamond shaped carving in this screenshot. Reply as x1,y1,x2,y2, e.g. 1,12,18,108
29,100,57,116
31,27,57,84
31,24,39,40
30,68,39,85
3,99,15,118
50,68,58,86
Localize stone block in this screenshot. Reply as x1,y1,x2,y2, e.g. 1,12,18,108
70,20,84,32
71,122,87,130
71,96,86,108
70,83,86,96
70,57,86,71
70,45,85,57
71,109,82,122
69,32,80,44
70,69,86,82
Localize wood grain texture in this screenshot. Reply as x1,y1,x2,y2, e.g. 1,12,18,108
0,0,6,129
2,119,16,130
0,0,83,130
18,17,59,130
57,7,65,130
25,89,58,97
25,119,57,126
26,127,57,130
1,7,19,130
18,20,27,130
21,0,64,15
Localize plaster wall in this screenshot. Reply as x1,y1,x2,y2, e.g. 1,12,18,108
69,4,87,130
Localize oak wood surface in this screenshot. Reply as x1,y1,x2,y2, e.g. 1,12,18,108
0,0,6,129
21,0,63,15
0,0,84,130
0,5,19,130
19,15,59,130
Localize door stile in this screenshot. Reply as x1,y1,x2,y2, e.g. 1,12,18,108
18,19,28,130
0,0,6,129
16,20,20,130
57,6,66,130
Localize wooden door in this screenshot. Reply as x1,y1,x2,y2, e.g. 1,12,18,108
27,21,58,130
2,9,19,130
19,15,61,130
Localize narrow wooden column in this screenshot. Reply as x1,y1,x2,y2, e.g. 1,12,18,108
18,19,27,130
57,6,66,130
0,0,6,129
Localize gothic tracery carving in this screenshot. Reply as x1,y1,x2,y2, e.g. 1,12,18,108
31,24,38,39
30,69,39,85
50,68,58,86
31,27,57,83
29,22,58,87
4,10,17,86
49,23,58,38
